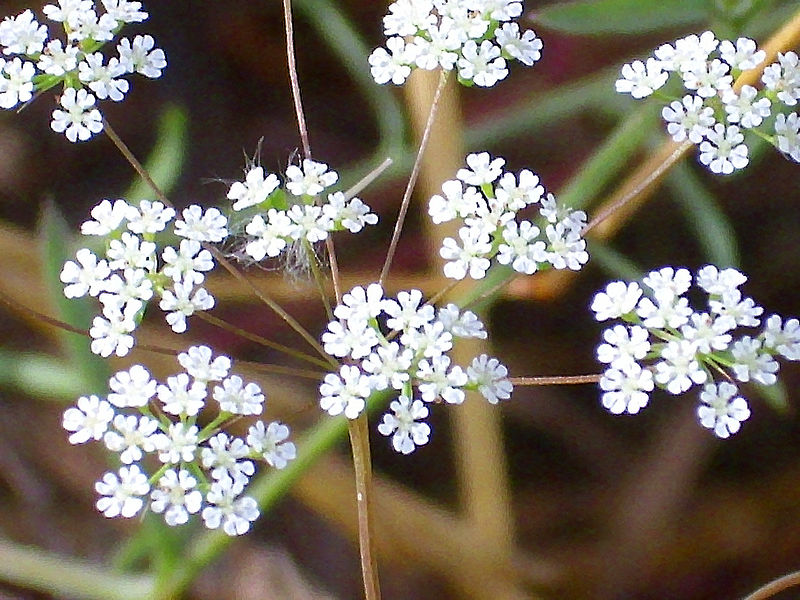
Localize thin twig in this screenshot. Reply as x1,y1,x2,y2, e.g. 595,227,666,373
283,0,342,305
102,118,335,367
511,374,602,386
345,158,393,199
379,69,449,287
742,570,800,600
348,414,382,600
283,0,311,160
194,311,331,370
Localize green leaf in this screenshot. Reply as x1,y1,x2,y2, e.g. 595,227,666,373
531,0,710,35
124,104,188,202
38,202,109,394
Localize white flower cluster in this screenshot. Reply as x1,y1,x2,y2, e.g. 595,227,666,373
429,152,588,280
368,0,541,87
60,199,228,356
0,1,165,142
319,283,512,454
615,31,800,174
591,266,800,438
226,159,378,262
61,345,296,535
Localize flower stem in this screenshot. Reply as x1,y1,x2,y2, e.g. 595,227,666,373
743,569,800,600
379,69,449,287
348,413,382,600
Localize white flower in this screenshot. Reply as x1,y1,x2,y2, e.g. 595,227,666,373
599,363,654,414
228,166,280,211
697,382,750,438
322,192,378,233
334,283,386,325
457,152,505,186
174,205,228,242
60,248,111,298
202,476,259,536
775,112,800,163
467,354,513,404
383,288,434,333
361,342,413,391
591,281,642,321
458,39,508,87
429,179,482,223
150,469,203,526
436,303,487,339
107,364,156,408
0,57,36,109
719,37,765,71
400,320,452,358
721,86,771,129
695,265,747,296
322,318,379,359
680,313,733,353
319,364,372,419
596,324,650,371
497,220,547,274
730,336,779,385
101,0,149,24
157,373,207,416
244,211,296,260
117,34,166,78
417,355,467,404
51,88,104,142
654,339,707,394
0,10,47,55
63,395,115,444
440,226,492,280
698,124,748,175
494,22,542,66
615,58,667,98
642,266,692,298
162,240,214,285
125,200,175,234
81,199,130,236
78,52,129,101
762,51,800,106
155,423,199,464
286,204,328,243
159,282,214,333
247,421,296,469
89,302,139,357
103,414,159,464
285,159,338,196
177,345,231,382
661,94,716,144
378,396,431,454
95,465,150,518
201,433,254,491
544,222,588,270
762,315,800,360
107,232,156,271
654,31,718,72
43,1,93,26
681,58,732,98
369,36,416,85
213,376,265,416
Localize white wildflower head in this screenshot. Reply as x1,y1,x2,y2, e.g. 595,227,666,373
61,346,295,534
369,0,541,87
593,265,799,438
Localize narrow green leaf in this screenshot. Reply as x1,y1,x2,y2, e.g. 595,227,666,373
531,0,709,35
38,202,109,394
125,103,188,202
667,162,740,268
